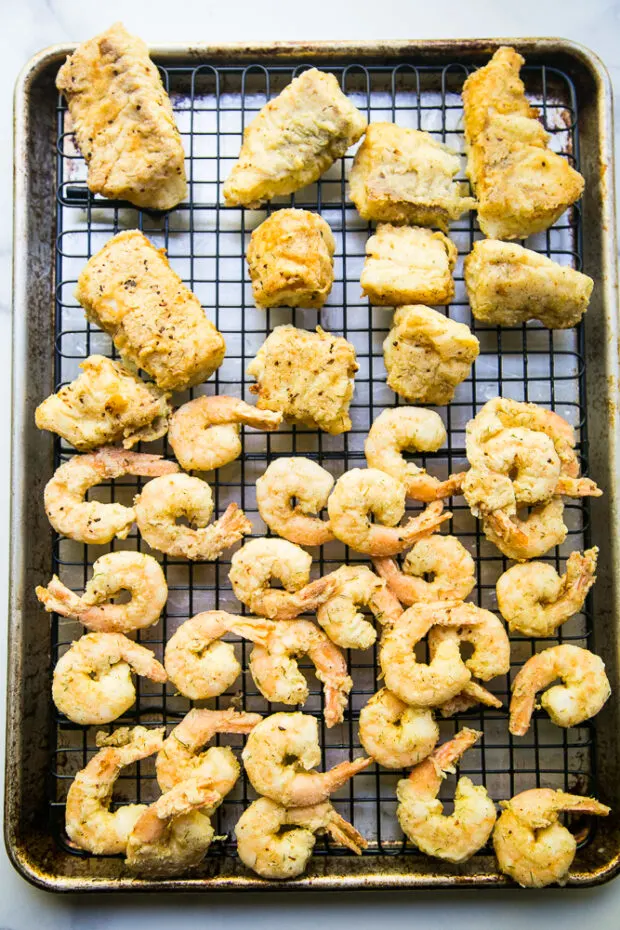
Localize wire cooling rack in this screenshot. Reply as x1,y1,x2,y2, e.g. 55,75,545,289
49,59,595,863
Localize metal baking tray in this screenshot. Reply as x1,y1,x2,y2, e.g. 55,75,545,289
8,38,619,892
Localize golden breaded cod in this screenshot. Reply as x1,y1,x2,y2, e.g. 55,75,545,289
383,305,480,405
462,47,584,239
223,69,367,208
56,22,187,211
247,209,335,309
76,231,226,392
35,355,171,451
361,225,457,306
464,239,593,328
247,325,358,434
349,123,475,231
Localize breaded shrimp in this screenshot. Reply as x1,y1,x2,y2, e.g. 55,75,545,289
365,407,465,502
242,712,371,807
427,604,511,682
229,538,337,620
156,707,262,793
134,473,251,560
256,458,335,547
373,534,476,605
396,728,496,863
327,468,450,557
494,788,610,887
248,619,353,727
509,644,611,735
236,797,367,880
43,448,178,544
36,551,167,634
168,395,282,473
316,564,403,650
358,688,439,769
496,548,598,637
164,611,273,700
52,632,167,725
65,725,165,855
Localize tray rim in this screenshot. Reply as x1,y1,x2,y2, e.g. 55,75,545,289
7,35,620,893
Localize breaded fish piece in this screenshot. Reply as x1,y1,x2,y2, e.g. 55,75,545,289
247,209,335,309
223,68,367,208
247,325,358,434
35,355,170,451
383,305,480,406
56,22,187,211
76,231,226,392
462,47,584,240
361,224,457,306
349,123,475,231
464,239,593,328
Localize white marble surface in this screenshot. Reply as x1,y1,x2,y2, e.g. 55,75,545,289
2,1,620,927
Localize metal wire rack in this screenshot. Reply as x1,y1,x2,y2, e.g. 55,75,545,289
49,57,595,865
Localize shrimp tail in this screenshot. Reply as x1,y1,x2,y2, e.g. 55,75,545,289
555,476,602,499
36,577,82,617
325,812,368,855
438,681,503,717
401,502,452,548
323,675,354,729
196,503,252,560
229,617,276,647
326,756,373,792
407,471,466,503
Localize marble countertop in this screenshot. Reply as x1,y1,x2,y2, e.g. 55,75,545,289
2,1,619,927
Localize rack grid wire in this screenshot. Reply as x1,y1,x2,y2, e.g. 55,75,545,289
48,58,596,865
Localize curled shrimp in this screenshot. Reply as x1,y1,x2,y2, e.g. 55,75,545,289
36,551,167,634
379,601,479,707
396,727,496,863
509,644,611,735
327,468,450,557
358,688,439,769
125,777,220,877
316,564,403,650
229,538,337,620
242,712,371,807
156,707,262,793
164,610,273,700
236,797,367,880
65,726,165,854
44,448,179,544
427,603,511,683
134,473,251,560
496,548,598,637
494,788,610,888
256,457,335,546
168,395,282,472
365,407,465,502
248,619,353,727
52,632,167,725
373,535,476,606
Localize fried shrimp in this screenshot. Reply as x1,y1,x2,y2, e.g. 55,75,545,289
396,727,496,863
358,688,439,769
364,408,465,502
248,619,353,727
156,707,262,793
509,644,611,735
316,564,403,650
427,603,511,683
65,725,165,855
36,551,167,634
229,538,337,620
242,712,372,807
373,535,475,606
52,632,167,725
494,788,610,888
168,395,283,473
164,611,273,700
379,601,479,706
125,777,220,876
236,797,367,880
134,473,251,560
497,548,598,637
43,448,179,544
327,468,450,557
256,458,335,547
